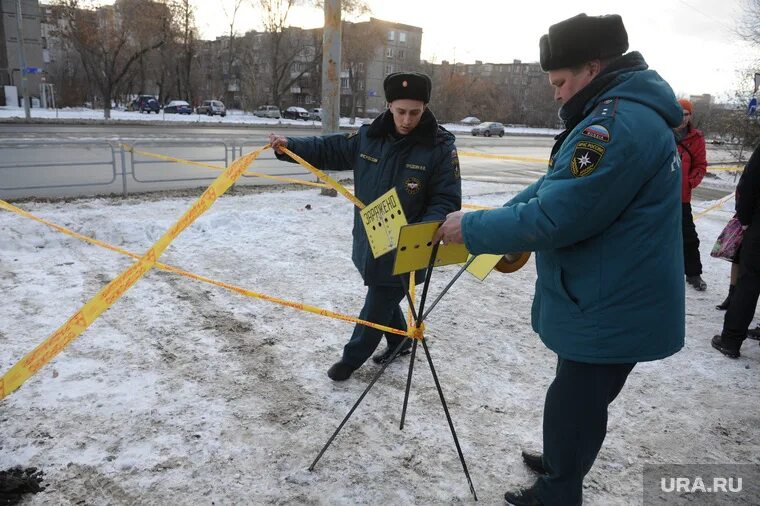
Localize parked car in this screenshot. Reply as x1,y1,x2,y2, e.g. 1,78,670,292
309,107,323,121
471,121,505,137
460,116,481,125
196,100,226,117
163,100,193,114
253,105,281,118
130,95,160,114
283,106,310,120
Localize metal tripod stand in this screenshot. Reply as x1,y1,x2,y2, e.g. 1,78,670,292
309,246,478,500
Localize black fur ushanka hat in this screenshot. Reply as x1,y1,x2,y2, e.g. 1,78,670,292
539,14,629,71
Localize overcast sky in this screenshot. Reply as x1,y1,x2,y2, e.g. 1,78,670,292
192,0,757,100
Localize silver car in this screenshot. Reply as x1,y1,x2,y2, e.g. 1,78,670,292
254,105,281,118
471,121,505,137
196,99,226,117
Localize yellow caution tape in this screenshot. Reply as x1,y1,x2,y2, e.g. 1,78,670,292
0,146,267,400
410,323,425,340
0,198,410,388
462,203,493,210
280,147,366,209
708,166,743,172
121,143,330,189
694,192,735,221
459,150,741,175
459,151,548,164
408,271,416,329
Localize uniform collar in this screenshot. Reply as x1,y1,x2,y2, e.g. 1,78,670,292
559,51,648,130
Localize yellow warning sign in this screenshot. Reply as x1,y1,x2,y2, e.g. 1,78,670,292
466,254,503,281
392,222,469,275
360,188,407,258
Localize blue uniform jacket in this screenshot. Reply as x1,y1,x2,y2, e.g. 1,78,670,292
277,109,462,286
462,54,685,363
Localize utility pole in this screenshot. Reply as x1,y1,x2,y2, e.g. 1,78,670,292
14,0,31,119
321,0,341,134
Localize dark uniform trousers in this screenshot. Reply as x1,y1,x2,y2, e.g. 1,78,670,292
682,203,702,276
536,358,636,506
342,285,408,368
723,222,760,342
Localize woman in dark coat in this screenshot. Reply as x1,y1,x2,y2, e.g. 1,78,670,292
712,142,760,357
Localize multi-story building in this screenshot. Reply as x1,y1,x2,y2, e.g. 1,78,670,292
428,58,555,125
356,18,422,116
32,9,557,125
0,0,43,106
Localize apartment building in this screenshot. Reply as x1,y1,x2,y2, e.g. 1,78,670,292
0,0,43,106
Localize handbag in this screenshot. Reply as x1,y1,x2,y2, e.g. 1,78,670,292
710,216,744,262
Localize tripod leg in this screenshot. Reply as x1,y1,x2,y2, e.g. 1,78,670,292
399,338,418,430
420,338,478,501
398,243,438,431
309,337,412,471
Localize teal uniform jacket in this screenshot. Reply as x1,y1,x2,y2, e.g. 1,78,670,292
277,109,462,286
462,53,685,363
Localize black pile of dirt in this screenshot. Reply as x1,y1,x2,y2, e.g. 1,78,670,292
0,467,45,505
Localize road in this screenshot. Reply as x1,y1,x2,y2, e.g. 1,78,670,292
0,123,735,201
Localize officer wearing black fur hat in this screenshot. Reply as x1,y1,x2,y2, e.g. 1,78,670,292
269,72,461,382
434,13,684,505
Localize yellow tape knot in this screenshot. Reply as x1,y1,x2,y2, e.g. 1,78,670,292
409,323,425,340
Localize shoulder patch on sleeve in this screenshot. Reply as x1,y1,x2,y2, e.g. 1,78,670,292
570,141,605,177
581,124,610,143
451,148,460,180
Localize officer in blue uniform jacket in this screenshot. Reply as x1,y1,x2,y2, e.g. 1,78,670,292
434,14,684,506
269,72,461,382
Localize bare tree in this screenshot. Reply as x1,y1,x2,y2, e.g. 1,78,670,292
52,0,170,118
175,0,198,103
342,21,383,122
44,4,91,107
150,0,199,105
738,0,760,44
255,0,322,107
219,0,245,106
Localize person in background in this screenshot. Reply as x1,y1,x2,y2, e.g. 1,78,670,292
712,143,760,358
268,72,461,381
434,13,684,506
675,98,708,291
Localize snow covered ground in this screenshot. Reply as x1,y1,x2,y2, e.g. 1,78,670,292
0,106,561,137
0,173,758,505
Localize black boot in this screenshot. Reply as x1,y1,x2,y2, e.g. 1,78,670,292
746,324,760,341
327,361,356,381
521,450,547,475
504,483,543,506
687,275,707,291
371,340,413,364
715,285,735,310
711,335,741,359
